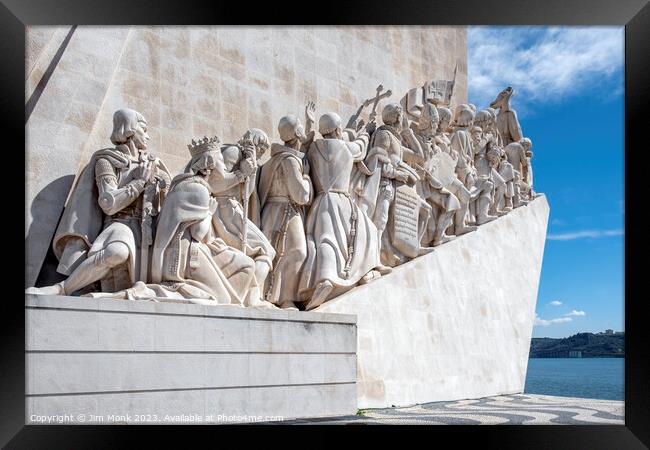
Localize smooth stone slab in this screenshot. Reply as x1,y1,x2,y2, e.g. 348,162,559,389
25,294,357,423
317,196,550,409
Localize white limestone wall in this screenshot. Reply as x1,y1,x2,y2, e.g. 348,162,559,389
25,295,357,423
317,196,550,409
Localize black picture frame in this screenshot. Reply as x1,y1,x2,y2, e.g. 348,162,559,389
4,0,648,447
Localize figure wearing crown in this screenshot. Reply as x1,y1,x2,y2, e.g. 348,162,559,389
136,135,263,305
27,109,172,296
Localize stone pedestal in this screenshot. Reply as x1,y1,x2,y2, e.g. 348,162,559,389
25,295,357,423
317,196,549,409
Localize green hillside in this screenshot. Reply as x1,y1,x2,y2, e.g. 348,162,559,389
530,332,624,358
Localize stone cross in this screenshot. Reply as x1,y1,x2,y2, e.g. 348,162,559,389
368,84,392,122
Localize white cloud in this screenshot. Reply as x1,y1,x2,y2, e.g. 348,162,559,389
534,314,573,326
548,300,562,306
468,26,624,113
547,229,624,241
565,310,586,317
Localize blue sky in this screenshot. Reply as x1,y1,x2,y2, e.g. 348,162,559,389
468,26,624,338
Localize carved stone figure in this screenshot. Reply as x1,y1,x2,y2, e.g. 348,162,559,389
357,103,433,266
504,140,531,208
451,107,496,225
78,136,265,306
489,86,523,146
147,136,260,304
474,108,502,148
521,137,535,196
27,109,171,296
473,109,493,139
27,77,542,308
470,125,505,219
298,112,389,310
410,103,459,246
435,106,476,237
258,104,315,310
209,129,276,302
450,104,478,188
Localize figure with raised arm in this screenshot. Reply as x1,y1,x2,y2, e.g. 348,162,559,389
298,112,389,310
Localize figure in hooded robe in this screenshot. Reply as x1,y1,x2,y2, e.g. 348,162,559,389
298,112,389,310
258,105,315,310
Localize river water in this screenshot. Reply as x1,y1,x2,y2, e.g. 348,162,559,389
524,358,624,400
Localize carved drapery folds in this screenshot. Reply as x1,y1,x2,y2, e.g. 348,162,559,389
27,82,539,310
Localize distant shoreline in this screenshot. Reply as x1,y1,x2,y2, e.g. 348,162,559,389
529,332,624,358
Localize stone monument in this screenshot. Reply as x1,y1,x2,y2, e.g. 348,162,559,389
25,25,547,422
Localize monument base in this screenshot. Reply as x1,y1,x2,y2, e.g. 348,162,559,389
25,295,357,423
317,196,549,409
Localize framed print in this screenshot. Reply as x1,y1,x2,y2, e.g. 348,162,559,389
3,0,648,447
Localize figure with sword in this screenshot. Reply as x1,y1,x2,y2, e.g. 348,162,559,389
27,108,171,296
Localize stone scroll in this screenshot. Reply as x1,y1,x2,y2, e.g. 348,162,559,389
391,185,421,258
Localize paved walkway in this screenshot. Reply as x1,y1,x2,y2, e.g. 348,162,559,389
280,394,624,425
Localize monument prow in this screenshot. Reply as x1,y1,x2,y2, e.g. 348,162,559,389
316,195,549,408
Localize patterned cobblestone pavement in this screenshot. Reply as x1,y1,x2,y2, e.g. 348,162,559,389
278,394,624,425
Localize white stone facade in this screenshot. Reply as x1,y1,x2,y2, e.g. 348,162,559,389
26,294,357,423
317,196,549,408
